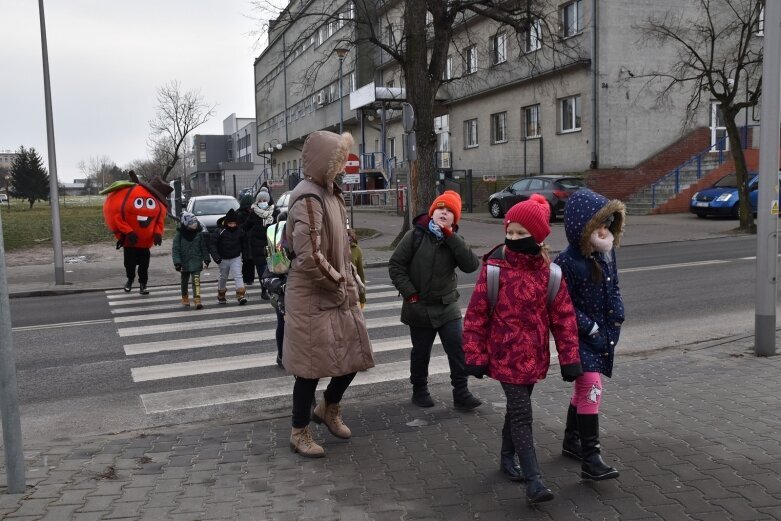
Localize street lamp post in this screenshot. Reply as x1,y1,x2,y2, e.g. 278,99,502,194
335,48,349,134
266,139,282,179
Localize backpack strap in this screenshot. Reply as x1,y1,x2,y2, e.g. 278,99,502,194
547,262,562,307
486,247,505,316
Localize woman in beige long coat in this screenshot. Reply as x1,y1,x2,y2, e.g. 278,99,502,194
284,131,374,458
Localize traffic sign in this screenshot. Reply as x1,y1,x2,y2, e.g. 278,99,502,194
345,153,360,174
343,174,360,185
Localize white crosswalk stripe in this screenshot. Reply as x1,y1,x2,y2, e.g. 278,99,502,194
107,280,470,416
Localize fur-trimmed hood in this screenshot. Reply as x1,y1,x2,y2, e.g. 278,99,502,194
302,130,354,191
563,189,626,257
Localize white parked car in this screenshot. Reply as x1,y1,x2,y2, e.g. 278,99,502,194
185,195,239,232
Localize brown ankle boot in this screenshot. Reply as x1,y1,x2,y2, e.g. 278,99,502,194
236,286,248,305
217,289,227,304
181,295,190,307
289,426,325,458
312,400,351,439
194,297,203,310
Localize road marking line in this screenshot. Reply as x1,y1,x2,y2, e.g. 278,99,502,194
140,356,452,414
113,303,276,322
12,318,114,332
620,259,728,273
105,282,397,300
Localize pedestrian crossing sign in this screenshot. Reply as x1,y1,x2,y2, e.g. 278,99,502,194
772,200,779,215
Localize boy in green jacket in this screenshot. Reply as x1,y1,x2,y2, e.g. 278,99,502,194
389,190,481,410
172,212,211,309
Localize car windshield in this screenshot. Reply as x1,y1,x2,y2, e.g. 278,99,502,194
714,174,738,188
192,199,238,216
556,178,586,189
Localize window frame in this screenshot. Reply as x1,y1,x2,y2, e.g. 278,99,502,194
560,0,584,39
443,55,453,80
465,45,477,75
491,32,507,65
522,104,542,139
490,112,508,144
525,18,542,53
464,118,479,149
559,95,582,133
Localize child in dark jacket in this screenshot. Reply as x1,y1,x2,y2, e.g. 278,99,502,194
210,208,250,305
172,212,210,309
554,189,625,482
463,194,582,505
389,190,482,411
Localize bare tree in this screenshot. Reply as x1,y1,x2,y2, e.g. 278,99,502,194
148,81,215,181
252,0,585,223
77,154,115,191
635,0,762,232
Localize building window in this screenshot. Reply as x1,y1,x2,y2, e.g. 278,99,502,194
525,18,542,52
443,55,453,80
490,112,507,144
559,95,581,133
465,46,477,74
385,23,395,47
561,0,583,38
757,5,765,36
464,118,479,148
387,137,396,159
491,33,507,65
523,104,541,139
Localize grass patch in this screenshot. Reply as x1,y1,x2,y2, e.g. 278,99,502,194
0,197,176,251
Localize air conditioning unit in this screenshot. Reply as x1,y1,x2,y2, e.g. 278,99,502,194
317,92,326,106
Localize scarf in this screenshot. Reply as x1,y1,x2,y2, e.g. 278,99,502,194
253,204,275,226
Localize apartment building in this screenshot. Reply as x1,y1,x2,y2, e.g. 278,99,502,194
253,0,758,204
185,114,266,197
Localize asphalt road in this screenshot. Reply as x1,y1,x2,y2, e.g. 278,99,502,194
7,234,777,444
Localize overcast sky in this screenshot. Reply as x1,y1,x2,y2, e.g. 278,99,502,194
1,0,263,182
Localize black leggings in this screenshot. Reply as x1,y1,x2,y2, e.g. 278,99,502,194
292,372,357,428
500,382,536,454
180,271,201,298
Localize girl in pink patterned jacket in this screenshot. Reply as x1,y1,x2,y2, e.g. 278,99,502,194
463,194,582,505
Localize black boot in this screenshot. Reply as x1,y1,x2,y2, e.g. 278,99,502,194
411,385,434,408
562,404,582,461
517,450,554,504
139,284,149,295
123,279,132,293
452,387,482,411
500,422,524,481
578,414,619,481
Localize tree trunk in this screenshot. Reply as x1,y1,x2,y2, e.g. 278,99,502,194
724,112,754,233
28,198,34,209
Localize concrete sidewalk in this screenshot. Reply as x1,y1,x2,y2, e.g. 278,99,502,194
4,211,741,298
1,334,780,520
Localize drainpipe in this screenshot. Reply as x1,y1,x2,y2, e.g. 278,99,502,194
282,32,289,144
590,0,599,169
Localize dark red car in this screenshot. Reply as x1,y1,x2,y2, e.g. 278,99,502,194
488,175,586,220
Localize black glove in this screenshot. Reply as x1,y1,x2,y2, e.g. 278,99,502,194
214,258,221,265
465,364,488,379
174,263,182,272
204,261,210,268
560,362,583,382
126,231,138,246
153,233,163,246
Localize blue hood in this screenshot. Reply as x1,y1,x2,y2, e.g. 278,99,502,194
563,189,626,256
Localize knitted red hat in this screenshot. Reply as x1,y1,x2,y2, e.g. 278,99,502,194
504,194,551,243
429,190,462,224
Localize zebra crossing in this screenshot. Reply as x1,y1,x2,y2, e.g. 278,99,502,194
107,280,474,415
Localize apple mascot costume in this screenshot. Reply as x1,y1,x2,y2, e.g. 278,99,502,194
101,171,173,294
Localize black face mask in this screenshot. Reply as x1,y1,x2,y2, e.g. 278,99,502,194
505,236,541,255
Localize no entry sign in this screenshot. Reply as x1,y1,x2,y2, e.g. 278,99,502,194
345,153,360,174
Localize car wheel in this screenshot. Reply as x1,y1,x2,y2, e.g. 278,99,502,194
489,200,504,218
695,213,707,219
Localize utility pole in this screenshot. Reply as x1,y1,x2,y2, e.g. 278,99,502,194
0,213,26,494
38,0,65,285
755,0,781,356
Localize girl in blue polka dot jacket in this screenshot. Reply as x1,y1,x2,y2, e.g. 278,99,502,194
553,189,625,483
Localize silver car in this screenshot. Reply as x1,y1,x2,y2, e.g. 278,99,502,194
185,195,239,232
